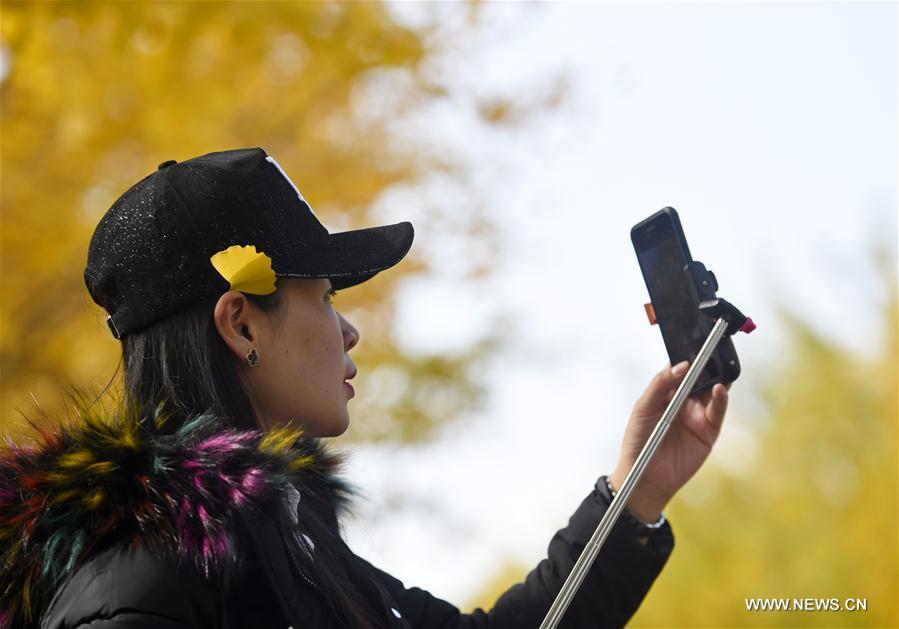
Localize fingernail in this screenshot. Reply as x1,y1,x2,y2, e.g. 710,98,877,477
671,361,689,376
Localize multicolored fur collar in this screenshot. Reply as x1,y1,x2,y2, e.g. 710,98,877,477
0,400,352,626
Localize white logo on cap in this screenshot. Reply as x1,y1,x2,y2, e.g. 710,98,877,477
265,155,315,217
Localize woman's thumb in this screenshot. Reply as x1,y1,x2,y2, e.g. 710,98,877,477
634,361,690,415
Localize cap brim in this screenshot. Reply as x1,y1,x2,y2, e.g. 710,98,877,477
284,221,414,290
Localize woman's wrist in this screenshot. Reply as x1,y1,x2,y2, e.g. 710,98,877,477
608,469,668,524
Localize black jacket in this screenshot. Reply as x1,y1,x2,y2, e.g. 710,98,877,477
0,403,673,628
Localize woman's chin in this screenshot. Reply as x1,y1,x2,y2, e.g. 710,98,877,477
320,413,350,438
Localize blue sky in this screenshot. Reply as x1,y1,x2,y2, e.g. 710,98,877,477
343,1,896,606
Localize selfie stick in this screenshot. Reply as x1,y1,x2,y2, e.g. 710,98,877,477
539,298,755,629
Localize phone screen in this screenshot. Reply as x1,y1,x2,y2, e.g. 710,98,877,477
633,213,721,388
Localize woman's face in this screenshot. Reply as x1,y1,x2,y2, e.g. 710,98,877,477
218,278,359,437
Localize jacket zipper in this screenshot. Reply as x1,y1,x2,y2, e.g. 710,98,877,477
281,527,356,627
280,525,322,593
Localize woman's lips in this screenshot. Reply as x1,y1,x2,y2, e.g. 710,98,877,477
344,365,356,398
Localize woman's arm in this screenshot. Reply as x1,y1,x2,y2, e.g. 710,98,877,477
358,361,729,628
356,481,673,629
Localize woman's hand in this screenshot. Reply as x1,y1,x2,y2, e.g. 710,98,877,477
609,361,730,523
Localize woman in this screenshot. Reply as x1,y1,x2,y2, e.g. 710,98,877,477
0,148,729,628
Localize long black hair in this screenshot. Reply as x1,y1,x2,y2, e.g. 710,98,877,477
118,281,383,629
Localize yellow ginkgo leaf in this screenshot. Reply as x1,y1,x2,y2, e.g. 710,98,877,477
210,245,277,295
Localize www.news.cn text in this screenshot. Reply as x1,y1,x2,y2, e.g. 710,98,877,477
745,597,867,612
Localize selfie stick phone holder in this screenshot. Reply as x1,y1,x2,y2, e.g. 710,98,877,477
539,264,755,629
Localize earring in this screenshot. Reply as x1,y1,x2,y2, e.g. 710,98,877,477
246,348,259,367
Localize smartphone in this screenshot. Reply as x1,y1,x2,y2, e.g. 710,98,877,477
631,207,740,393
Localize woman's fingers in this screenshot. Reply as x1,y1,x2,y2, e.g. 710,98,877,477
705,383,728,433
670,382,727,449
635,362,731,437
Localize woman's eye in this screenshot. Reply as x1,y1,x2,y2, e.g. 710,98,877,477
325,289,337,304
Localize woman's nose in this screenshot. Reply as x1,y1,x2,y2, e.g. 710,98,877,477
340,313,359,351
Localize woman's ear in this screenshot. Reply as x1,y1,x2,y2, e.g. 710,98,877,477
213,291,262,361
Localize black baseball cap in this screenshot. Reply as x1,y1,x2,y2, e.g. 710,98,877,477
84,147,414,339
